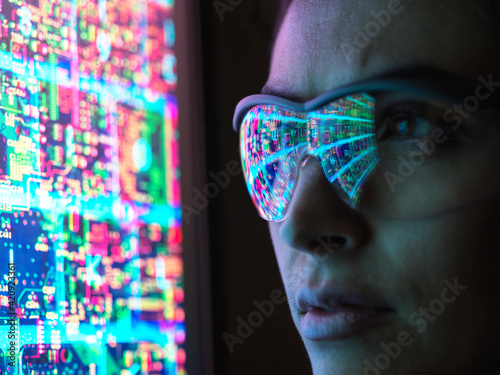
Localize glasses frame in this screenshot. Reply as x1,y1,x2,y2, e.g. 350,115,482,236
233,76,498,131
234,76,500,221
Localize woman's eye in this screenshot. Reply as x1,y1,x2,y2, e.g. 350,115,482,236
390,116,412,136
377,111,436,142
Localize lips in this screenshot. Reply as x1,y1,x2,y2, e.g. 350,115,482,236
296,284,396,340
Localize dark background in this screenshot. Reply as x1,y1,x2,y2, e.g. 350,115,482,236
191,0,312,374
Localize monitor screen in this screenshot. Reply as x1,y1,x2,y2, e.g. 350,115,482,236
0,0,185,373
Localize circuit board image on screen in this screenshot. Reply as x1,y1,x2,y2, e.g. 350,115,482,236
0,0,184,373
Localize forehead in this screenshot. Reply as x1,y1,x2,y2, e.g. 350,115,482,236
265,0,499,100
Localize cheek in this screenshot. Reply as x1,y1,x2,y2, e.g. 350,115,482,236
436,201,500,292
268,223,308,295
399,201,500,364
374,196,500,316
269,223,290,276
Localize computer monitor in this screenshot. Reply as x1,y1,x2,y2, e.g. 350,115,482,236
0,0,197,373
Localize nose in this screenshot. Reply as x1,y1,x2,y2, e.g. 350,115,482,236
277,155,370,255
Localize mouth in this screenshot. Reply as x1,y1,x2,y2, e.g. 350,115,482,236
296,285,397,341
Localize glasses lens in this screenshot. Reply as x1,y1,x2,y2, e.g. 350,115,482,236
308,94,378,207
240,105,307,221
240,92,500,221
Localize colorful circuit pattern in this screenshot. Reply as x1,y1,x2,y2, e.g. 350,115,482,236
0,0,184,373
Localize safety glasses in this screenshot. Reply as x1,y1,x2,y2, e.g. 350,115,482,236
234,77,500,222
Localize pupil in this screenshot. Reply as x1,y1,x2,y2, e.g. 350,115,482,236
397,119,409,136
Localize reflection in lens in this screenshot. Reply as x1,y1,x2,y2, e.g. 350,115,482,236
311,94,378,206
240,94,378,221
240,105,307,221
240,91,500,221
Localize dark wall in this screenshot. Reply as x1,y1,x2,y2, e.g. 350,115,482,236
198,1,311,374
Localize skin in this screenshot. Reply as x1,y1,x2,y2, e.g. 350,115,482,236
264,0,500,374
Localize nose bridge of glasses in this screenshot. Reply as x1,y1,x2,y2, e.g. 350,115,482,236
290,153,337,212
293,109,331,177
300,96,377,175
299,94,379,208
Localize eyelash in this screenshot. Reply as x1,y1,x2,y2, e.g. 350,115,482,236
376,104,454,144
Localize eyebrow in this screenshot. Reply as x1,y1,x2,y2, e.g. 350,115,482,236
260,64,462,100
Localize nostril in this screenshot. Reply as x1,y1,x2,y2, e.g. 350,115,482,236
309,235,347,256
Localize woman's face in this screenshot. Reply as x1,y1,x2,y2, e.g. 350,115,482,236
266,1,500,374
